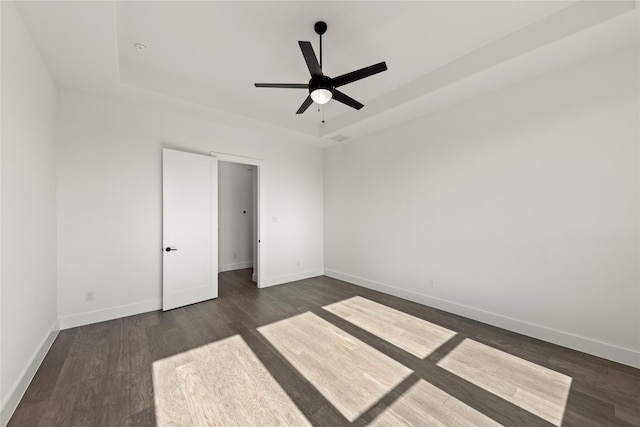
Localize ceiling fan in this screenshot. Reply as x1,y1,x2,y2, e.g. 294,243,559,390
254,21,388,114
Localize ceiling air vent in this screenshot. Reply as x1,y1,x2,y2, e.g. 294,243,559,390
328,134,350,143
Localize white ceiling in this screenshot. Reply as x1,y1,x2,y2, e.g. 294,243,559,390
14,1,638,147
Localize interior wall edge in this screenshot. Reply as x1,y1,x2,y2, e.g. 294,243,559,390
324,269,640,369
0,319,59,427
58,298,161,330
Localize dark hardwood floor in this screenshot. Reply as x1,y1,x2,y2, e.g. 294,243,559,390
8,269,640,426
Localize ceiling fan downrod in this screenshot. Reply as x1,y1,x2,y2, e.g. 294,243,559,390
315,21,327,70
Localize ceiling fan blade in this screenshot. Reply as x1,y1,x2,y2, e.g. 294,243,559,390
332,90,364,110
299,41,322,76
333,62,388,88
254,83,308,88
296,95,314,114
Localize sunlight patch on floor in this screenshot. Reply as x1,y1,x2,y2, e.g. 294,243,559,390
370,379,503,426
152,335,311,427
258,311,412,422
324,296,457,358
437,338,572,426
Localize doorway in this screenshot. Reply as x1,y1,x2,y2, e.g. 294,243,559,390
218,161,258,284
212,152,262,287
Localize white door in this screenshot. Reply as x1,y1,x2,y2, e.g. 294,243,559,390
162,148,218,311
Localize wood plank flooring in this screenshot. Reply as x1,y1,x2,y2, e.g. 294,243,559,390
437,338,572,426
323,296,457,359
369,379,502,427
258,312,411,421
157,335,310,426
8,269,640,426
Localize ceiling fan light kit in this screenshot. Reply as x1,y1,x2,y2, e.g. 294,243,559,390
255,21,388,115
310,88,332,104
309,74,333,104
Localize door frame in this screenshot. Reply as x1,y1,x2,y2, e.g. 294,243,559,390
211,151,263,288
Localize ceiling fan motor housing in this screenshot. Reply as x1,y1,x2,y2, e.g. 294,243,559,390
309,75,333,95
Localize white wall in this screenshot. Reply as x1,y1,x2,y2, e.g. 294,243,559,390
56,90,324,328
219,161,254,272
324,46,640,368
0,1,58,423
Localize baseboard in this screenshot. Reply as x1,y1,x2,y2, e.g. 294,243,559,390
59,298,161,330
261,268,324,289
1,319,59,427
324,269,640,369
219,261,253,272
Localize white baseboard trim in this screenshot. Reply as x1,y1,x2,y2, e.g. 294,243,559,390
261,268,324,289
325,269,640,369
1,319,59,427
59,298,161,330
219,261,253,273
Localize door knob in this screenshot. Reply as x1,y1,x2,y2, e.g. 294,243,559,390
165,247,177,252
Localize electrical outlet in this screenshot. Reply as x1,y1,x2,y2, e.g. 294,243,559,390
85,291,95,302
296,261,300,267
428,279,435,289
